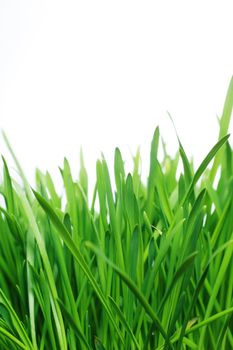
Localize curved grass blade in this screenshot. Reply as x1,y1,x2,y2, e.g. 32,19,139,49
2,156,15,214
167,112,193,189
186,306,233,335
86,241,173,348
32,189,124,346
199,234,233,345
0,326,27,350
182,134,230,205
158,251,198,314
146,127,159,220
57,299,91,350
2,132,33,203
13,186,68,350
108,296,140,350
94,337,106,350
210,76,233,182
0,289,34,350
145,253,198,350
158,305,233,350
177,238,233,349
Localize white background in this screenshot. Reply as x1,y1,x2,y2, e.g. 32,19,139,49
0,1,232,191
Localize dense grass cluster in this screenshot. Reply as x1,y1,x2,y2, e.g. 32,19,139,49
0,79,232,350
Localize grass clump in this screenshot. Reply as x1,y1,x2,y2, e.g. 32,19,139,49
0,78,232,349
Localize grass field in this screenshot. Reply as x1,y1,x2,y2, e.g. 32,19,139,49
0,78,232,349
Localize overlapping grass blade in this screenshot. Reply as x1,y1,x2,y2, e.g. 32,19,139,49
32,189,125,346
0,79,231,349
85,241,172,347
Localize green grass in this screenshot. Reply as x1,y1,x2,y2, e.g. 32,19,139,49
0,77,232,349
